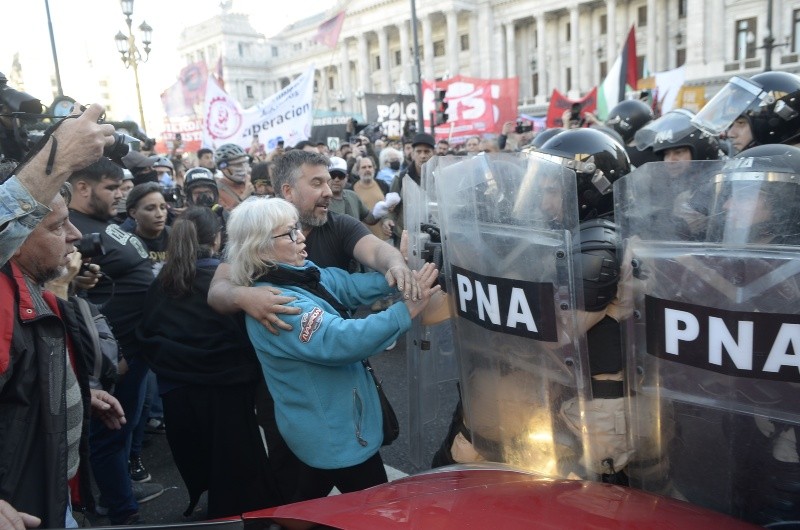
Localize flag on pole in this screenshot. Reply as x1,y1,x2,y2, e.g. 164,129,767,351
596,25,638,120
314,11,346,49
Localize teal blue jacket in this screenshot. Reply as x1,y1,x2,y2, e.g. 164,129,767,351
246,261,410,469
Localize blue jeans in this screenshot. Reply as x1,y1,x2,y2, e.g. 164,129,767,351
130,370,162,457
89,356,148,523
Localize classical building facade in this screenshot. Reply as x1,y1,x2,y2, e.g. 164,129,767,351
178,0,800,118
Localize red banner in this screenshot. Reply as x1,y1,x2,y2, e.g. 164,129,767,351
545,88,597,128
422,75,519,142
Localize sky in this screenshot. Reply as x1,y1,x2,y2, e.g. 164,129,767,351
2,0,337,132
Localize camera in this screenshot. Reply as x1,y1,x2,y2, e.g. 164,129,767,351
515,120,533,134
103,132,140,162
76,233,105,259
0,72,44,162
162,186,186,208
570,102,582,122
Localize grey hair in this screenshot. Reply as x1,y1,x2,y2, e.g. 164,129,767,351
225,197,299,286
271,149,330,199
378,147,402,169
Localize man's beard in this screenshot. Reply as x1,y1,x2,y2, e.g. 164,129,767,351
89,191,113,221
34,264,67,285
299,209,327,228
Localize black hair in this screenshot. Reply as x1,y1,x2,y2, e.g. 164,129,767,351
158,206,221,297
67,157,123,185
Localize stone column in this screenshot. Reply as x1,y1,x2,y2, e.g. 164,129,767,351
422,14,434,80
606,0,617,61
358,33,370,92
536,12,547,102
570,5,580,92
505,22,516,78
379,27,391,92
469,12,480,76
339,40,351,112
550,16,560,91
399,21,410,87
646,0,656,74
494,24,506,77
478,1,493,79
447,10,460,76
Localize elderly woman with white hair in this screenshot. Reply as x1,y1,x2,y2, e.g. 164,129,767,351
225,197,440,501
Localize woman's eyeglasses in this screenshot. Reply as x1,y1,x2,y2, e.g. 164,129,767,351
272,225,303,243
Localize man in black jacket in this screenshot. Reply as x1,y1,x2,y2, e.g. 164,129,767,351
0,185,124,529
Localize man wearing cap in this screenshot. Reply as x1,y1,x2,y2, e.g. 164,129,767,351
327,156,383,228
383,132,435,243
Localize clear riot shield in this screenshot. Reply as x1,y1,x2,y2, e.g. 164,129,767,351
422,152,592,478
616,159,800,524
405,156,461,469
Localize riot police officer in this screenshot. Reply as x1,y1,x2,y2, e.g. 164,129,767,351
429,129,634,485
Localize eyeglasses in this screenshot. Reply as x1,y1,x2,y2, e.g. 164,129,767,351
271,224,303,243
330,172,348,180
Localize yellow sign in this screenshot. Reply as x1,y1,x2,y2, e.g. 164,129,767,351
675,87,706,113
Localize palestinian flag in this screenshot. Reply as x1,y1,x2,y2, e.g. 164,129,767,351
596,26,638,120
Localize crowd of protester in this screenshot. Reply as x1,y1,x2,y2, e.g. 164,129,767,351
2,67,800,529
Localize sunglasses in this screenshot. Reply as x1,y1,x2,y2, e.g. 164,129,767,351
330,172,348,180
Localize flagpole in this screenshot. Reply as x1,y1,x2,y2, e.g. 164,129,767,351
410,0,424,134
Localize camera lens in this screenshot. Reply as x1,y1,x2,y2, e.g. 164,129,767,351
76,233,105,258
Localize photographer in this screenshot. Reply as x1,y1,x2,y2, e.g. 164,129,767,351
67,158,164,524
0,102,115,266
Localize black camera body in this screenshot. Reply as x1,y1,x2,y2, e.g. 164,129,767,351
76,233,105,259
162,186,186,208
515,120,533,134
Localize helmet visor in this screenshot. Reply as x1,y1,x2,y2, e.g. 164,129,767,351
635,109,697,151
692,76,766,136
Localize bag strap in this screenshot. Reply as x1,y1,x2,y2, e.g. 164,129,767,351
74,296,103,382
361,359,382,389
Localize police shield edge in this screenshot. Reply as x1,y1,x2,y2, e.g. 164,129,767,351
616,158,800,524
404,158,460,468
407,152,594,478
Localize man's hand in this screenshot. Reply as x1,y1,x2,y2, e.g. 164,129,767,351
15,102,116,207
207,263,301,333
49,103,116,175
0,500,40,530
403,262,442,319
385,264,419,301
90,389,127,430
502,121,514,136
237,285,301,335
73,261,101,291
381,218,395,239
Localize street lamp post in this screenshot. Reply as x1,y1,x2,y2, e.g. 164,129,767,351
114,0,152,132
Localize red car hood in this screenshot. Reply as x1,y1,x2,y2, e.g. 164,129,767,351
246,465,759,529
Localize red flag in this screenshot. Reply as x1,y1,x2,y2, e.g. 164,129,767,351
314,11,346,49
546,88,597,128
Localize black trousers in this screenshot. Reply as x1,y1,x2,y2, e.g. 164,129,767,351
254,379,387,503
162,382,282,518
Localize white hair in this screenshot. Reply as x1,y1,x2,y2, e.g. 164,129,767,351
378,146,402,169
225,197,298,286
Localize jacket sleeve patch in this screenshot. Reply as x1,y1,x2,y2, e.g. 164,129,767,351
299,307,324,343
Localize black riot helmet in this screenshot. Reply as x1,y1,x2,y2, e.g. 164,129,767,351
636,109,721,161
184,167,219,207
695,144,800,244
531,128,564,149
534,128,631,220
693,71,800,147
605,99,655,144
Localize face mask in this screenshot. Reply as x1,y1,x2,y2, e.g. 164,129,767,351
195,193,215,207
389,161,401,171
228,167,248,183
